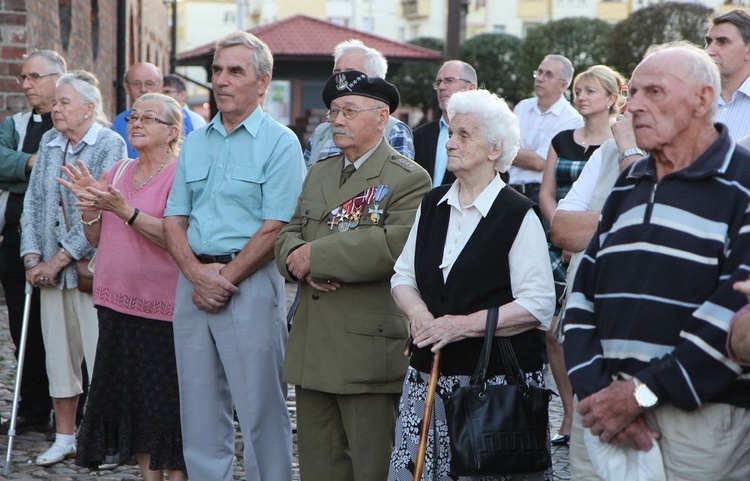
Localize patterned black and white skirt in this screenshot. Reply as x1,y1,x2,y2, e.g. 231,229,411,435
388,366,553,481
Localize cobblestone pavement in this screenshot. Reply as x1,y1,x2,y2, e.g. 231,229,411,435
0,303,569,480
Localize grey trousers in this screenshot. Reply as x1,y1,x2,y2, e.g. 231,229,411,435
173,262,292,481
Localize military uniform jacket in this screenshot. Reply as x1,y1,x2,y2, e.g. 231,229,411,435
275,140,431,394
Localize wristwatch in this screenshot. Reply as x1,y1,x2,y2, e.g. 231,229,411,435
633,377,658,409
618,148,646,165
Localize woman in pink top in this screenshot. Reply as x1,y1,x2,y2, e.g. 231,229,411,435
59,93,187,481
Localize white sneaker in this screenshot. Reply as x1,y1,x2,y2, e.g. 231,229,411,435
35,442,76,466
97,462,119,470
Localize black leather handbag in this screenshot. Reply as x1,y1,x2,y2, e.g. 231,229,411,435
442,307,553,477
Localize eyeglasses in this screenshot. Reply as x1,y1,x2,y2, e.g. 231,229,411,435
326,106,383,122
127,80,160,89
432,77,472,89
124,113,170,126
16,72,60,84
162,88,180,95
532,69,563,82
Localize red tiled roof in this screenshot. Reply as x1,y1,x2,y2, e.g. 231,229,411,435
178,14,442,62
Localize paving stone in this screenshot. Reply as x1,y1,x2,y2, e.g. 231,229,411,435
0,300,570,480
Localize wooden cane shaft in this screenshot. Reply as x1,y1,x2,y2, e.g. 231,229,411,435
413,350,441,481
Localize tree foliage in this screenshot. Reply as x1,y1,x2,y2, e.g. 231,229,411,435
389,37,444,116
609,2,713,77
460,33,526,105
519,17,614,90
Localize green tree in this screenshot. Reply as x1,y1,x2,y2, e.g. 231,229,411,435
460,33,526,105
389,37,444,117
519,17,614,93
609,2,713,77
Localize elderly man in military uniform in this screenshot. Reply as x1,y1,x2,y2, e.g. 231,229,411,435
275,71,431,481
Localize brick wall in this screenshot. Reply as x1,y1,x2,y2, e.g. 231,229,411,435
0,0,169,122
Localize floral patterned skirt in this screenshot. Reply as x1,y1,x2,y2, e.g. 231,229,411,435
388,366,553,481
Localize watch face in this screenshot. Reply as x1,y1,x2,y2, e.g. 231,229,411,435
636,384,658,408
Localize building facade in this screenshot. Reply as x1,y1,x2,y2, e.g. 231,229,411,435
0,0,170,122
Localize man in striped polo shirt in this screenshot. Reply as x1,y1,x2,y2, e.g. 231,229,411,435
563,43,750,480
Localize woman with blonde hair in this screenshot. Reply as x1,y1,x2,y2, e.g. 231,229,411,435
60,93,187,480
539,64,626,445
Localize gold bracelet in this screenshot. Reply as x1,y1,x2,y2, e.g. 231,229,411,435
81,211,102,226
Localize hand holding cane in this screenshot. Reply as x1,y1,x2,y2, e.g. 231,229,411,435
413,349,441,481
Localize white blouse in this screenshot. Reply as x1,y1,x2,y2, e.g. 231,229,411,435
392,174,555,328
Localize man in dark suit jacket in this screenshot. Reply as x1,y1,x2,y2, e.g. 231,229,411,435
413,60,477,187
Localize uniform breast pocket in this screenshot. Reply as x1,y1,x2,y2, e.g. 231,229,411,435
227,165,265,206
299,200,330,239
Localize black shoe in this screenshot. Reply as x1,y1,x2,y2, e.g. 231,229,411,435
0,415,52,435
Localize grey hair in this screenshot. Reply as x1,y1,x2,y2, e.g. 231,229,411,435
214,30,274,79
447,89,520,173
440,60,478,84
24,50,67,74
544,54,575,84
643,42,720,119
56,71,109,127
133,93,184,155
333,39,388,78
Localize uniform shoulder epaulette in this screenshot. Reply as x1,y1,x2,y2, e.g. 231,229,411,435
317,152,344,163
388,154,419,172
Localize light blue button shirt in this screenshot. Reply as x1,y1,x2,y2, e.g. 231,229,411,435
433,117,449,187
165,106,306,255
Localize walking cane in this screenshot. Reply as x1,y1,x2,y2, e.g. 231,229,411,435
3,282,33,475
413,350,441,481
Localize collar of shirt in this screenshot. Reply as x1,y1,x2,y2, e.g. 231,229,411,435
438,172,506,217
205,105,264,138
532,95,571,117
720,74,750,106
439,116,449,131
47,123,104,153
343,138,383,170
628,123,733,181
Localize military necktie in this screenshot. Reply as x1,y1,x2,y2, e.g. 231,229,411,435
339,163,356,187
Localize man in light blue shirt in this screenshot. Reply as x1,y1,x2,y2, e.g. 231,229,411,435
164,30,305,481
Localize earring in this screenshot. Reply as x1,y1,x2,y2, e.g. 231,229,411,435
84,114,89,119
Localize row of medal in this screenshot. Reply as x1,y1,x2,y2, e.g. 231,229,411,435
328,184,390,232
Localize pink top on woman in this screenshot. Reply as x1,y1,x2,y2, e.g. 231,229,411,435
93,159,179,321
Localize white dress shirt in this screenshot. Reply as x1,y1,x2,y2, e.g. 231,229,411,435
509,96,583,185
717,74,750,140
392,174,555,328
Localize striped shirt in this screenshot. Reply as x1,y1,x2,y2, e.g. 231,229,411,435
563,124,750,410
717,75,750,140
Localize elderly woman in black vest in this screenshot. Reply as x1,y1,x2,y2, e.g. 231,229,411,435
388,89,556,481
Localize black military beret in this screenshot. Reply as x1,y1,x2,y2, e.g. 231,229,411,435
322,70,400,114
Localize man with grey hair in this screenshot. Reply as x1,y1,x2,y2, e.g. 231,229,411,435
304,39,414,166
164,30,305,481
0,49,66,435
111,62,163,158
563,44,750,480
413,59,477,186
705,9,750,140
510,54,582,206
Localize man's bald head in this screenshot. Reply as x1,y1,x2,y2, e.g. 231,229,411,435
124,62,162,107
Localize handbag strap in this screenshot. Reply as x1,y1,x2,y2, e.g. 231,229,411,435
470,307,499,385
111,159,134,188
